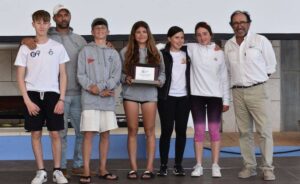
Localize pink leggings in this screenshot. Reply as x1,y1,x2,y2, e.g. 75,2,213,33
191,96,223,142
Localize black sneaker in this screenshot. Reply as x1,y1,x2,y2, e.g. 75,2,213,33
173,165,185,176
157,165,168,176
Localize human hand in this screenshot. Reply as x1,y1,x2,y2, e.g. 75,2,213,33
54,100,64,114
156,80,162,87
214,43,222,51
88,84,101,95
100,89,115,97
22,37,37,50
222,105,229,112
125,76,133,85
25,100,40,116
106,41,114,48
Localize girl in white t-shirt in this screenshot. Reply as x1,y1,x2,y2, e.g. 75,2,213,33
157,26,191,176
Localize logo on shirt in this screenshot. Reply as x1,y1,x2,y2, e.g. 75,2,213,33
181,58,187,64
30,50,40,58
48,49,54,55
108,56,113,62
248,44,255,49
87,58,94,64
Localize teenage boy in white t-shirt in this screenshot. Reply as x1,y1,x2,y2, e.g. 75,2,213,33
15,10,69,184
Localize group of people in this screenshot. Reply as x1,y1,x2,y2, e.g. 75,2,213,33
15,4,277,184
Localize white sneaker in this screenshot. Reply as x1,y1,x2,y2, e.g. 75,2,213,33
31,170,47,184
191,164,203,177
53,170,68,184
212,163,222,178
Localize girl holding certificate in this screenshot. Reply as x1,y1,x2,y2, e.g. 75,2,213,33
120,21,165,179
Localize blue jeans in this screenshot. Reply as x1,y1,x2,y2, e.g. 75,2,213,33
60,95,83,169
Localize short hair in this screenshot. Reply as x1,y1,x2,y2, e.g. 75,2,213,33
194,22,213,36
230,10,252,25
32,10,50,22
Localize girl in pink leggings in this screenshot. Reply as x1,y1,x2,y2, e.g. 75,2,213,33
187,22,230,177
192,96,223,143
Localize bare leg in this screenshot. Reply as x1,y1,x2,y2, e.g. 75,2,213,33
194,141,204,165
99,131,109,174
49,131,62,168
31,131,44,169
141,102,156,172
99,131,117,179
211,141,220,164
123,101,139,172
82,132,94,176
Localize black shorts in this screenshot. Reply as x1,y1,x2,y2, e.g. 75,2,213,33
24,91,64,131
123,98,149,104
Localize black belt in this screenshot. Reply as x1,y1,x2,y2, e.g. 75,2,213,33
231,82,265,89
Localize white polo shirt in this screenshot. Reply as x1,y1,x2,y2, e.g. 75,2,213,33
224,32,277,87
14,39,69,93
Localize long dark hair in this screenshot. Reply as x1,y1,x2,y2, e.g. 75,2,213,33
124,21,160,75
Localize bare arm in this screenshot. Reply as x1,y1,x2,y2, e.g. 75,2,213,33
16,66,40,116
54,63,67,114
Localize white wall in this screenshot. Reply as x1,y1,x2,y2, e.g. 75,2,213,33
0,0,299,36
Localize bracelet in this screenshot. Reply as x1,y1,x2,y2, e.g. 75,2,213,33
58,99,65,103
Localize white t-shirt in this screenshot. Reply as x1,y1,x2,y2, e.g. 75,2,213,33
14,39,69,93
169,51,187,97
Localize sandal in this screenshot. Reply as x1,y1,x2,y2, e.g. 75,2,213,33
141,170,155,179
79,176,91,184
99,172,118,180
127,170,138,179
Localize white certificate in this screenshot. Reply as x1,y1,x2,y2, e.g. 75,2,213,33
135,66,155,81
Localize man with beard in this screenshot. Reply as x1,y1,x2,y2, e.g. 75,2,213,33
50,4,87,178
224,10,276,181
22,4,87,178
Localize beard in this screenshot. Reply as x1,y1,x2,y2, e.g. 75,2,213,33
56,21,70,29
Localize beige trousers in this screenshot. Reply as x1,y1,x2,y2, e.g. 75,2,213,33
232,84,274,170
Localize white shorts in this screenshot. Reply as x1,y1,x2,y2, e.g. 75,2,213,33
80,110,118,133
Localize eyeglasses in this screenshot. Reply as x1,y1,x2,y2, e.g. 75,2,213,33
231,21,249,27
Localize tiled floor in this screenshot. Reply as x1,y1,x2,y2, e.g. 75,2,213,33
1,157,299,184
